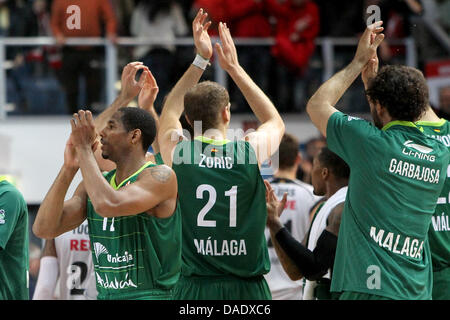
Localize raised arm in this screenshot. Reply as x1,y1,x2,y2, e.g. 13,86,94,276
93,62,150,171
138,69,160,155
158,8,213,167
33,138,91,239
215,23,285,164
306,22,384,137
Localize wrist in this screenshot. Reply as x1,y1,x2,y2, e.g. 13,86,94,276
75,144,92,154
225,64,244,80
118,91,135,104
350,58,367,71
192,53,210,70
267,216,283,233
61,164,78,176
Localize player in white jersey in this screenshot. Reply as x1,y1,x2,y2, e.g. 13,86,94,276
33,220,97,300
264,134,322,300
266,147,349,300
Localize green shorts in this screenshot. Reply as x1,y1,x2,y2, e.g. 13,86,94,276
432,267,450,300
173,274,272,300
337,291,393,300
99,289,173,300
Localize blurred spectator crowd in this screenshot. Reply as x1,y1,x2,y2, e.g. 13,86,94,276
0,0,449,115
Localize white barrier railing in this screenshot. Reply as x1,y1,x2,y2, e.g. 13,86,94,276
0,36,416,119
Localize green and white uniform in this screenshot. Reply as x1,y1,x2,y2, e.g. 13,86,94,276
327,112,449,300
172,137,271,300
416,118,450,300
87,161,182,300
0,179,29,300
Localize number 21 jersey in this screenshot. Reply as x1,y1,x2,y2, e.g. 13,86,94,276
172,137,270,278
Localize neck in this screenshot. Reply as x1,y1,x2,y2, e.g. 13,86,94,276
198,127,228,141
113,152,148,186
419,106,441,122
275,167,298,181
325,179,348,199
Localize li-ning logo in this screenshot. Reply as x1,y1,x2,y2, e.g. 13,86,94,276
402,140,435,162
347,116,361,122
93,242,108,262
403,140,433,154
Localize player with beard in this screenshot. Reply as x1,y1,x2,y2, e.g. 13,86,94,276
362,51,450,300
305,21,449,300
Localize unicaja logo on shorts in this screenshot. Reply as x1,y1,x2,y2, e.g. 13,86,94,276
0,209,5,224
93,242,108,262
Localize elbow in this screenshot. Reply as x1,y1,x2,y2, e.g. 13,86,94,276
93,199,117,218
287,270,303,281
32,223,44,239
32,223,56,240
306,100,315,117
279,118,286,137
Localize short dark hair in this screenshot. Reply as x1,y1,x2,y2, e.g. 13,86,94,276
184,81,229,132
278,133,300,170
118,107,156,152
365,65,429,122
317,147,350,180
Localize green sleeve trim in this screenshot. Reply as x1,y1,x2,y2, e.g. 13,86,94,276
415,118,447,127
0,175,17,186
382,120,423,132
110,161,154,190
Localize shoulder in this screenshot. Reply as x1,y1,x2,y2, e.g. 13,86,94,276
327,112,377,134
0,182,25,203
141,165,176,185
326,202,344,236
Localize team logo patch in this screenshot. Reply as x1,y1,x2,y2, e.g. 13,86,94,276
403,140,433,154
0,209,5,224
93,242,108,262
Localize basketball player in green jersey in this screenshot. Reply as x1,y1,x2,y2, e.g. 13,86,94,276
33,107,182,300
158,9,285,300
306,21,449,300
362,48,450,300
415,109,450,300
0,176,29,300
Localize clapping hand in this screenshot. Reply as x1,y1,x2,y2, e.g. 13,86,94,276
215,22,240,73
264,180,288,228
361,33,380,89
119,62,149,102
193,9,213,60
353,21,384,68
70,110,98,151
138,68,159,113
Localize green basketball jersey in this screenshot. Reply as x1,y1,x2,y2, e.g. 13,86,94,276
0,180,29,300
87,162,182,300
172,136,270,278
415,118,450,271
327,112,449,300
